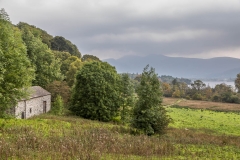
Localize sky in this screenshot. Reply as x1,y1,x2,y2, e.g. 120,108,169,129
1,0,240,60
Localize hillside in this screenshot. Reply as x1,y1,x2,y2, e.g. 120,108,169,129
1,109,240,159
105,54,240,79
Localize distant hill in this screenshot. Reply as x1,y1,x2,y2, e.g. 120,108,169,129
104,54,240,79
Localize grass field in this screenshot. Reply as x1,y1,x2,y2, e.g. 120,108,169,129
167,107,240,136
1,99,240,159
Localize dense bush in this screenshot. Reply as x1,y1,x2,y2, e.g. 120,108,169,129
70,62,121,122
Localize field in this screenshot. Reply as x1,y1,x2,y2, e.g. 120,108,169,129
163,97,240,112
0,99,240,159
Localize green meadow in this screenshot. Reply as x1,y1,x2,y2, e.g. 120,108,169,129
167,107,240,136
1,107,240,159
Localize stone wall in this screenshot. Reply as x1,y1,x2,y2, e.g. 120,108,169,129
15,95,51,119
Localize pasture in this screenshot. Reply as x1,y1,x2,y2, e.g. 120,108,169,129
0,99,240,159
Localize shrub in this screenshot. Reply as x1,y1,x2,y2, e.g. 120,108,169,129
51,95,64,115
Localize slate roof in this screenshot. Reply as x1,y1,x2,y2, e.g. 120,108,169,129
28,86,51,99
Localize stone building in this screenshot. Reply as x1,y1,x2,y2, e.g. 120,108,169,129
14,86,51,119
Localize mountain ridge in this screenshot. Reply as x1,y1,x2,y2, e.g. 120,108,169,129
104,54,240,79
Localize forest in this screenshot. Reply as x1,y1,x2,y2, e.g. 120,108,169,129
1,8,240,159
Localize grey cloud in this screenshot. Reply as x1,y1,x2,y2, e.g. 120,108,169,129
2,0,240,59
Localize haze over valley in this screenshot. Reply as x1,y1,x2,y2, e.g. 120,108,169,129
105,54,240,79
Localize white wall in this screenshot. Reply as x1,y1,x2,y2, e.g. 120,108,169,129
15,95,51,119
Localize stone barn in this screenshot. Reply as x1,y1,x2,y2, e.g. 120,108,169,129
14,86,51,119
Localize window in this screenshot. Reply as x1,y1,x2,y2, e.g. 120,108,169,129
30,108,32,114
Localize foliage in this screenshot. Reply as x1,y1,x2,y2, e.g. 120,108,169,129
50,36,81,58
52,50,71,62
160,75,191,85
45,81,71,105
132,65,171,135
0,10,34,117
191,80,206,91
51,95,64,115
82,54,101,62
119,73,135,123
19,27,63,87
212,83,239,103
235,73,240,93
17,22,53,48
60,56,79,77
70,61,121,122
66,58,83,87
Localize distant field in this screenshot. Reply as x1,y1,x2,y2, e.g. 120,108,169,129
163,97,240,112
167,107,240,136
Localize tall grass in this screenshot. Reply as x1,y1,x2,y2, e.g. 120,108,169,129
0,111,240,159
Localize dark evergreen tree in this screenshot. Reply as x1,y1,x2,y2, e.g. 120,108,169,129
131,65,171,135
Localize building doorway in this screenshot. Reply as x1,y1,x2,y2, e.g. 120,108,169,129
21,112,25,119
43,101,47,113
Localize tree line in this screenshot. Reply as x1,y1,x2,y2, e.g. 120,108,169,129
162,78,240,104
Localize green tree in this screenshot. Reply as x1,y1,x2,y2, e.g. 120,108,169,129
82,54,101,62
0,9,35,117
70,62,121,122
52,50,71,62
45,81,71,105
20,27,63,87
191,80,206,91
61,56,79,77
119,73,135,123
17,22,53,48
50,36,81,58
51,95,64,115
66,59,83,87
235,73,240,93
131,65,171,135
162,82,172,97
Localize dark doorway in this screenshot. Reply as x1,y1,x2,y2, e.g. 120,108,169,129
21,112,25,119
43,101,47,113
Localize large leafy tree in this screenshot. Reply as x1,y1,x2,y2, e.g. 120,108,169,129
0,9,34,117
50,36,81,58
82,54,101,62
70,62,121,122
119,73,135,123
66,58,83,87
45,81,71,105
20,27,63,87
60,56,79,78
131,65,171,135
17,22,53,48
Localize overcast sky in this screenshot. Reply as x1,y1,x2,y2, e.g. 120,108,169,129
2,0,240,60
